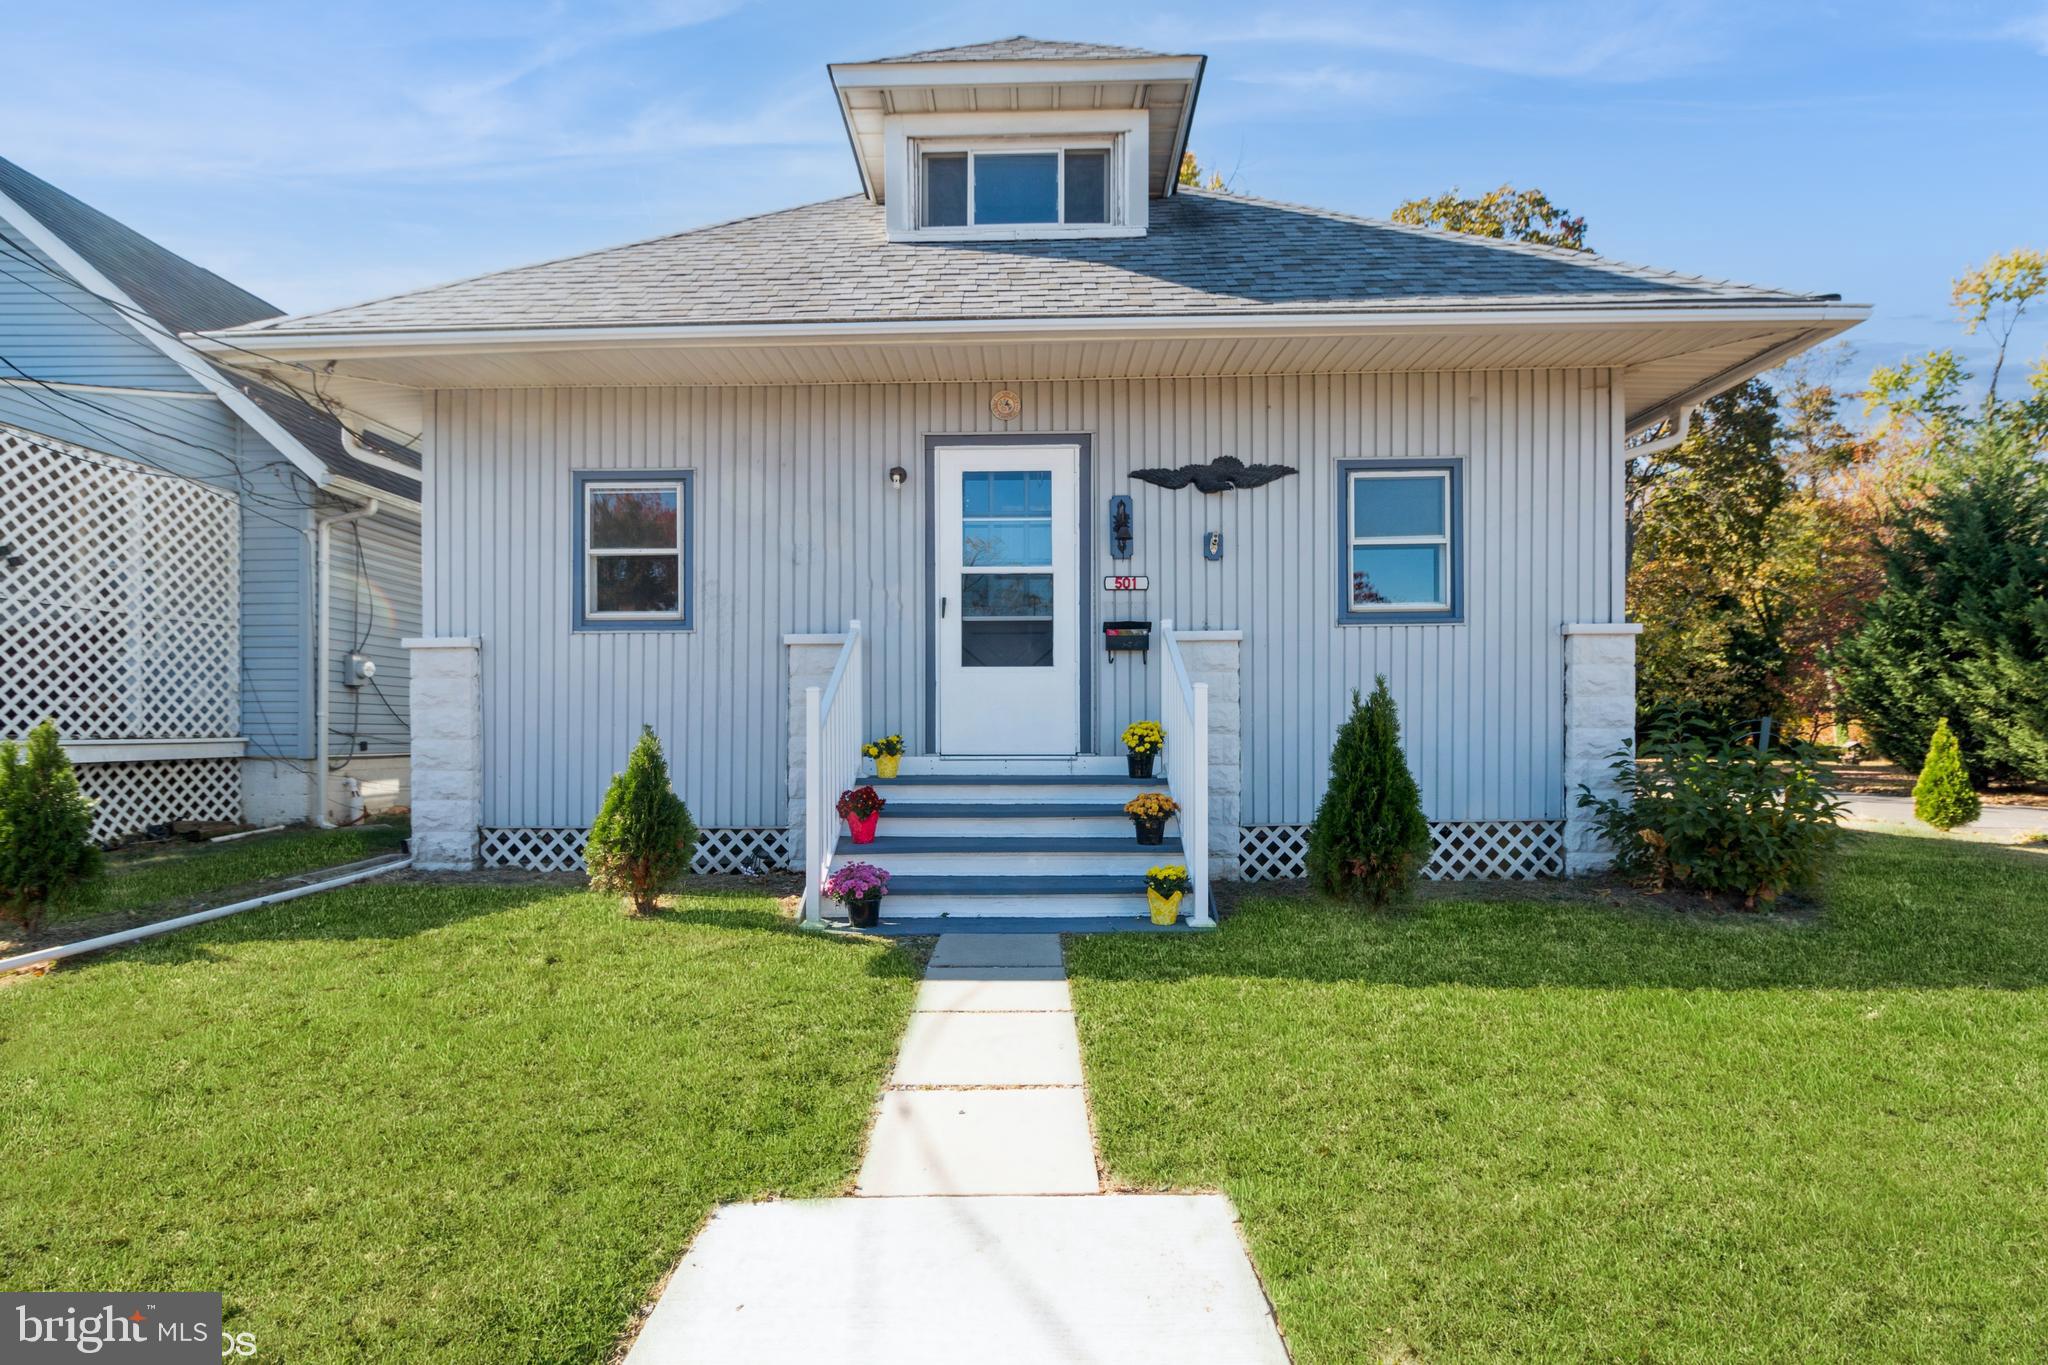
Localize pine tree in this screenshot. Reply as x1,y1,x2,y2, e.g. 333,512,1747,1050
0,720,103,932
1305,679,1432,908
1913,718,1981,830
586,726,698,916
1837,427,2048,783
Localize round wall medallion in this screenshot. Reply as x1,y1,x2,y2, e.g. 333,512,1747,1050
990,389,1021,421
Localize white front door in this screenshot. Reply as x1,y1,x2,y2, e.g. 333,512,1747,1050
935,444,1081,755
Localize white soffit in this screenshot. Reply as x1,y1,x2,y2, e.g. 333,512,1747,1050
829,53,1206,202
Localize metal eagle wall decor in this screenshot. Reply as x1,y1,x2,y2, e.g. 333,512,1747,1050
1129,455,1298,493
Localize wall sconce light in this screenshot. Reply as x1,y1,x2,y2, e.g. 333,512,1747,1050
888,465,908,489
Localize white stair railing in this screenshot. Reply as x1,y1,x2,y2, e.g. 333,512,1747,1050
1158,620,1213,927
802,619,864,925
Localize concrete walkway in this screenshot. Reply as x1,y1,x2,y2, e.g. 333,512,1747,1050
624,933,1291,1364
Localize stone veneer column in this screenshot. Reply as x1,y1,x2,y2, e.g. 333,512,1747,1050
1561,622,1641,875
403,636,482,871
784,634,848,874
1171,631,1243,879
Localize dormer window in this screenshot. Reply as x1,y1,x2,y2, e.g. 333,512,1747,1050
920,144,1113,229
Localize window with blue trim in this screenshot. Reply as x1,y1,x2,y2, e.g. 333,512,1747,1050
575,471,692,630
1338,460,1462,624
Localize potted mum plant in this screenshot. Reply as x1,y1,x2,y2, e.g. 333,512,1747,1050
837,784,886,844
862,733,905,780
1144,864,1191,925
1124,791,1178,845
824,860,890,928
1122,720,1165,779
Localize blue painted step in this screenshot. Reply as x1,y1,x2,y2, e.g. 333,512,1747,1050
880,874,1147,896
863,772,1166,787
835,834,1182,855
880,802,1133,818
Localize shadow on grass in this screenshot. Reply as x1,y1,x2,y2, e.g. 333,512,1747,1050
1067,832,2048,993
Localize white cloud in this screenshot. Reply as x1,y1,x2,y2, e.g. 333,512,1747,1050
2005,7,2048,54
1194,2,1735,82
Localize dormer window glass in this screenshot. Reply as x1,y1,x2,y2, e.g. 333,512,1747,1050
917,143,1115,230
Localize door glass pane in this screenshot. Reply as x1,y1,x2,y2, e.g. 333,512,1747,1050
963,620,1054,667
974,153,1059,224
588,487,678,549
963,520,1051,566
963,573,1053,617
1350,545,1444,606
1064,150,1108,224
1353,476,1446,538
593,554,681,613
924,153,968,227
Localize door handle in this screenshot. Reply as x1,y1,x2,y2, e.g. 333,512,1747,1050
941,596,948,618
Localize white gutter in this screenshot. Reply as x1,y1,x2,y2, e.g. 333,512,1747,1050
188,301,1873,360
0,185,336,489
1627,404,1697,457
0,856,412,976
313,497,380,825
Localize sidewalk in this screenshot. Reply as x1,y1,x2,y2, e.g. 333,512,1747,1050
624,933,1291,1365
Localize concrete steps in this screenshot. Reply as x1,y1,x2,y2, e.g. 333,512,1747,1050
828,769,1184,920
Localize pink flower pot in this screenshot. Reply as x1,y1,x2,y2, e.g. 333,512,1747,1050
847,810,879,844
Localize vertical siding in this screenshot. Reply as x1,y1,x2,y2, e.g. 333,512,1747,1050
322,505,420,757
236,421,315,757
433,372,1621,831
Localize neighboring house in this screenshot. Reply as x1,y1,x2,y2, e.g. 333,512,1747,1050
0,155,422,839
192,38,1865,921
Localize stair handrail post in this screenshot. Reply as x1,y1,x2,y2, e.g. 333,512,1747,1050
1189,678,1212,926
803,683,825,925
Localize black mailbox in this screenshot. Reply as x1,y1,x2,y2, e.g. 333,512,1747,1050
1102,620,1152,659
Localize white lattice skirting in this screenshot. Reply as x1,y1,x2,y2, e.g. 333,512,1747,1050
75,757,241,843
479,827,795,876
2,425,240,742
1240,820,1567,882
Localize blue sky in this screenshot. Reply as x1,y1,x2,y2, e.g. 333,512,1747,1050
7,1,2045,396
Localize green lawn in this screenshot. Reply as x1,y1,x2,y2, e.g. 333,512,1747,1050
1068,833,2048,1364
0,882,920,1362
44,819,412,927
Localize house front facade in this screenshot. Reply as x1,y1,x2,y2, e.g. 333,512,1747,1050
194,38,1865,922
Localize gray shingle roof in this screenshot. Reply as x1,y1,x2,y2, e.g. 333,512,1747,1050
235,189,1828,337
869,36,1178,63
0,154,282,334
0,153,418,496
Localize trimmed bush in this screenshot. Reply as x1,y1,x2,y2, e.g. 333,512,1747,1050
1912,719,1981,830
1305,678,1432,908
1578,717,1842,906
586,726,698,916
0,720,103,932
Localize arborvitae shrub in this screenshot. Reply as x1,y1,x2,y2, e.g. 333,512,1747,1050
586,726,698,915
1912,718,1981,830
0,720,103,932
1305,678,1432,908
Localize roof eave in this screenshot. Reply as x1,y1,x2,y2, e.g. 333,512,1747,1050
191,300,1873,358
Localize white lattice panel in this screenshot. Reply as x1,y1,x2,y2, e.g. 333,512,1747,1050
1240,821,1566,882
1,424,239,741
480,827,795,876
75,757,241,843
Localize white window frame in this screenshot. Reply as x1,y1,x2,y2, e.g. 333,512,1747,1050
1344,468,1453,615
582,478,686,624
915,137,1122,235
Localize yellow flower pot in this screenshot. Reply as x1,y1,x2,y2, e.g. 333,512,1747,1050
1147,888,1184,925
876,754,900,779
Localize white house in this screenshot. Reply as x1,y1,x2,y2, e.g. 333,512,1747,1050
192,37,1865,923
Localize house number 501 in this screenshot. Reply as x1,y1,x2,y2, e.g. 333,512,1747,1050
1104,575,1149,591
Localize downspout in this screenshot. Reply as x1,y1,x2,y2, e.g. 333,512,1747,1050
313,497,380,827
1627,404,1697,459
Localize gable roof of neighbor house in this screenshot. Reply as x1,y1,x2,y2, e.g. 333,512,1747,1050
0,154,419,501
225,188,1835,337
